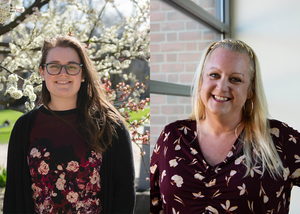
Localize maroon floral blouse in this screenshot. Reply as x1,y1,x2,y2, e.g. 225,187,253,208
150,119,300,214
27,106,102,213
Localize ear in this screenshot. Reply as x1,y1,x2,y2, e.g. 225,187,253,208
247,89,253,99
39,66,45,80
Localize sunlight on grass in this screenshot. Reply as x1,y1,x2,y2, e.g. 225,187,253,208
0,110,23,144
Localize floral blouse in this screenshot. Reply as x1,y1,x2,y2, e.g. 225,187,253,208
150,119,300,214
27,106,102,213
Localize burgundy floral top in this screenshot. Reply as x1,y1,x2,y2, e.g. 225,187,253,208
27,106,102,213
150,119,300,214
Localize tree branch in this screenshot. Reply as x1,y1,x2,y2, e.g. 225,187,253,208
0,0,51,36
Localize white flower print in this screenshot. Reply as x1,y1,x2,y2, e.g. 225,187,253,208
205,205,219,214
56,174,66,190
175,144,181,151
151,197,159,206
190,148,198,155
178,125,191,135
150,164,157,174
290,168,300,179
283,167,290,181
192,191,205,199
295,154,300,163
205,179,216,187
66,191,79,203
289,134,298,144
172,207,179,214
153,144,160,154
250,166,262,177
38,160,49,175
227,151,233,158
161,170,166,183
44,152,50,157
169,159,178,167
276,186,284,198
30,148,41,158
161,193,166,204
57,165,63,170
171,175,183,187
194,173,205,181
32,183,42,198
221,200,238,212
66,161,79,172
174,194,185,206
237,183,247,196
164,132,170,141
270,128,279,137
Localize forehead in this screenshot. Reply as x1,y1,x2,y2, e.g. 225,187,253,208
204,47,251,74
46,47,80,63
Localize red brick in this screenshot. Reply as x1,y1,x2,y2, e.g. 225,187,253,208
161,3,173,10
178,53,201,62
161,64,184,73
186,63,198,72
151,74,167,81
179,31,202,41
161,22,184,31
186,42,197,51
150,33,165,42
150,64,160,73
185,105,192,114
150,23,160,32
186,21,197,30
150,106,160,114
167,33,177,41
178,96,192,104
150,44,160,52
151,12,166,22
179,73,196,83
151,94,166,104
203,31,216,40
161,43,184,52
166,54,177,62
167,96,178,104
150,54,165,63
162,106,184,115
178,13,189,20
151,116,167,125
167,74,179,83
167,12,178,21
150,126,162,136
150,2,160,11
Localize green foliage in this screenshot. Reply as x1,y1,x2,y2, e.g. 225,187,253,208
128,107,149,123
0,166,6,188
0,109,23,144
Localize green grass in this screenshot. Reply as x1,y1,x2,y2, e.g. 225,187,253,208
128,107,150,123
0,109,23,144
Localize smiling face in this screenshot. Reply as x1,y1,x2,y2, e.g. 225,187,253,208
200,47,252,119
40,47,83,106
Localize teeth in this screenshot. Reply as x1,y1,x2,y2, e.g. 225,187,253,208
214,95,228,101
57,81,68,84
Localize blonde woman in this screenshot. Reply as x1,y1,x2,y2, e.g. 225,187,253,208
150,39,300,213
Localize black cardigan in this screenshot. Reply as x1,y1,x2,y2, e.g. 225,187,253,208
3,107,135,213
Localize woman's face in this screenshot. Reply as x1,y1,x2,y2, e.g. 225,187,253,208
200,47,252,119
40,47,83,104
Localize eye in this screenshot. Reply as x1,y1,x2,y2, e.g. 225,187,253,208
209,73,219,78
49,64,60,69
231,77,242,83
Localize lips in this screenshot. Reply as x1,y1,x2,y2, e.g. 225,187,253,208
213,95,230,102
56,80,71,84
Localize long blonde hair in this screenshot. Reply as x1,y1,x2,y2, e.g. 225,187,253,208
190,39,284,179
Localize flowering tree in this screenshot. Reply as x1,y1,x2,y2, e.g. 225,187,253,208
0,0,150,172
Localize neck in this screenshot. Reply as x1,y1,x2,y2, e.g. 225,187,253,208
47,97,77,111
200,112,243,137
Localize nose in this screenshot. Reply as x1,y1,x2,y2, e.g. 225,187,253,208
216,78,229,92
59,66,68,75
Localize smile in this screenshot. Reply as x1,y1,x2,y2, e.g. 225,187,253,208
56,81,71,84
213,95,230,101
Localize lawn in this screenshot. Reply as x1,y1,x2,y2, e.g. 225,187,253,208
0,107,150,144
0,109,23,144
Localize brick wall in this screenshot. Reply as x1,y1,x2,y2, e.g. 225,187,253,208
150,0,221,146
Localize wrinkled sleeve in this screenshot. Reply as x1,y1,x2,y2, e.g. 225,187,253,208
150,128,165,214
111,123,136,213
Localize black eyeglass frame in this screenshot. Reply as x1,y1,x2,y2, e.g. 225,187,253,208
43,63,83,75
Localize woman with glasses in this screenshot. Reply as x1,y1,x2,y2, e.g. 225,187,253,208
150,39,300,213
4,35,135,213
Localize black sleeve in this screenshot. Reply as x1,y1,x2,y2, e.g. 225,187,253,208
3,112,35,214
111,123,136,213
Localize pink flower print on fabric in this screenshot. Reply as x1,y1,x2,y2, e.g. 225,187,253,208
66,191,79,203
38,160,49,175
66,161,79,172
30,147,41,158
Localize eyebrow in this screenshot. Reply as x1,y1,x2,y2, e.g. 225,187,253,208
47,60,79,64
207,67,245,76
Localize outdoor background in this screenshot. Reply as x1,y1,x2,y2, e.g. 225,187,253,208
150,0,300,213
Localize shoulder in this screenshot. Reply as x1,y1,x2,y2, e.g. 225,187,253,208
269,119,300,142
13,107,39,129
163,119,196,132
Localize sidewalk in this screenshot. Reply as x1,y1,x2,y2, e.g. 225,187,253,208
0,144,7,168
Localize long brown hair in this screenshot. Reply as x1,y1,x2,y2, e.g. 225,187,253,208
39,35,123,152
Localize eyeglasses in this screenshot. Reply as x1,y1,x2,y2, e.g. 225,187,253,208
43,63,83,75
